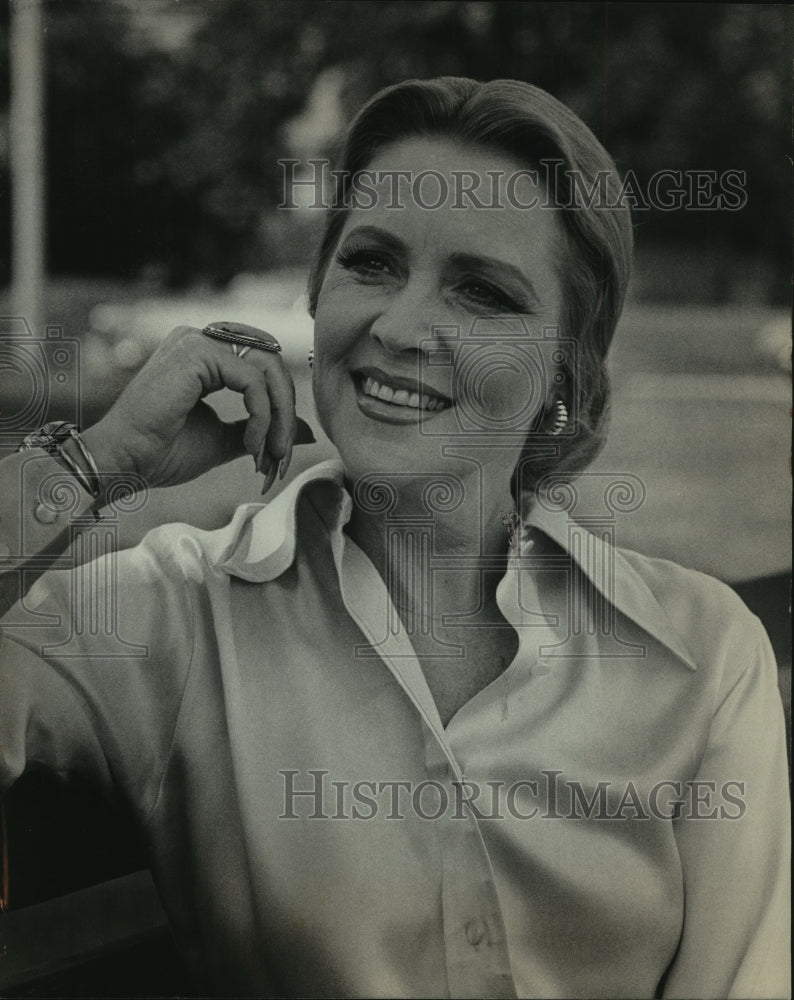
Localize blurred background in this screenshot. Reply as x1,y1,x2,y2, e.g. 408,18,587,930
0,1,790,978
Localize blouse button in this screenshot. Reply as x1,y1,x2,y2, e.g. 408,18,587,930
34,503,58,524
465,918,489,946
532,659,550,678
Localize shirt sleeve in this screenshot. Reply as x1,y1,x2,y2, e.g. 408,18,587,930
0,520,197,818
662,615,791,999
0,449,97,615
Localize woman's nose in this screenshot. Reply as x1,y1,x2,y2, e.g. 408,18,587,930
367,281,451,356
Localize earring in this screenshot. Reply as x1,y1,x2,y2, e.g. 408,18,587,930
547,398,568,436
308,348,314,368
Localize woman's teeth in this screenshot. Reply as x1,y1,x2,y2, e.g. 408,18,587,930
362,376,448,412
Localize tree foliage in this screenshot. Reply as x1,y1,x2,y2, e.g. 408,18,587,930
0,1,789,292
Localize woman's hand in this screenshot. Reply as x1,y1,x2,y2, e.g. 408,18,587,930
82,325,312,495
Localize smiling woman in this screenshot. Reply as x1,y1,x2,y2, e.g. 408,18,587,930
309,78,633,497
313,141,562,479
0,77,789,999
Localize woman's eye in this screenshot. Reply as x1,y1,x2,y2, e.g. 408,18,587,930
459,279,520,312
336,247,394,278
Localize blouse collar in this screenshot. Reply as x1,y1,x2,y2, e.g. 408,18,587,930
218,459,698,672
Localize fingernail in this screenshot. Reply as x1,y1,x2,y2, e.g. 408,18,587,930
261,459,277,496
279,441,293,480
256,438,267,474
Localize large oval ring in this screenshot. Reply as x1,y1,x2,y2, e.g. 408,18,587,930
201,321,282,355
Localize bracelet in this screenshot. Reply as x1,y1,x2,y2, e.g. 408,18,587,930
17,421,101,499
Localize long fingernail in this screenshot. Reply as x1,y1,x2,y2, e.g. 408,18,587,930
256,438,267,474
279,441,293,480
261,458,278,495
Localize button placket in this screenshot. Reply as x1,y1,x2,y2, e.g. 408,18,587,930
421,724,517,999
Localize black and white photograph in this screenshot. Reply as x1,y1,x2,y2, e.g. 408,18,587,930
0,2,790,996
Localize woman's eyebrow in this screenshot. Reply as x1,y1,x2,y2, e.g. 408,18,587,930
449,252,541,306
339,225,405,254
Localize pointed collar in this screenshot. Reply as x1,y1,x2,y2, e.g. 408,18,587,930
215,460,698,671
523,501,699,671
217,459,350,582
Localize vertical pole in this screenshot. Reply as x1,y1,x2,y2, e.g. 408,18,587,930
9,0,45,336
2,2,45,909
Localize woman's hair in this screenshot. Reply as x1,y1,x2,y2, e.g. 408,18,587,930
306,77,634,498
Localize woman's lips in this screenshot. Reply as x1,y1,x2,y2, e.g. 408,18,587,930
352,371,453,424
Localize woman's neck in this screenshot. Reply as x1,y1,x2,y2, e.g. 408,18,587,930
344,466,516,622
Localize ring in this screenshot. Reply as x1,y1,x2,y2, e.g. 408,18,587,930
201,321,282,355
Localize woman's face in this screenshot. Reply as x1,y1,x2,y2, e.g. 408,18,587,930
312,137,566,492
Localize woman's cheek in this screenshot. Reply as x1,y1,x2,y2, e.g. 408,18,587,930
313,307,352,364
483,370,544,427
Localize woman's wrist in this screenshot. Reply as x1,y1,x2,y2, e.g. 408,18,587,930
77,423,142,508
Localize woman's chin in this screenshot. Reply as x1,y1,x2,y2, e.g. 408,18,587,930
324,397,454,476
338,436,444,482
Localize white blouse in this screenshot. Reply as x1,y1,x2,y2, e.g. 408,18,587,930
0,455,789,997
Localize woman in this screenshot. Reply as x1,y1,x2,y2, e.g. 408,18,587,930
0,78,789,998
